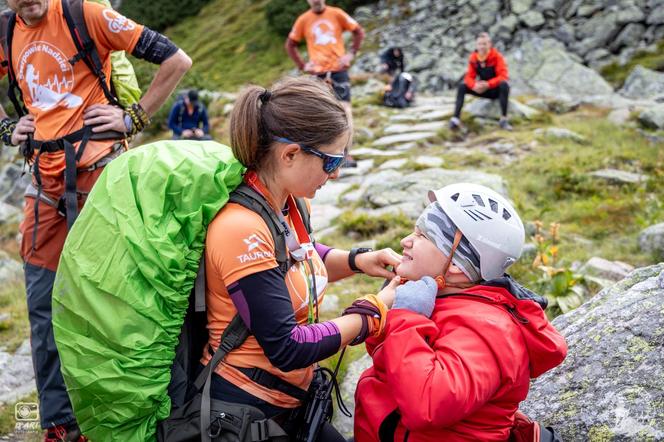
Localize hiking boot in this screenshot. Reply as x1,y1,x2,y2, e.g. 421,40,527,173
499,118,513,131
44,422,87,442
448,117,462,130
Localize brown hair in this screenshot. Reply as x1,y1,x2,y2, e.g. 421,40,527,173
230,76,350,170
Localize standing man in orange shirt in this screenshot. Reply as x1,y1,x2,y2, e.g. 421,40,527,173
285,0,364,115
0,0,191,439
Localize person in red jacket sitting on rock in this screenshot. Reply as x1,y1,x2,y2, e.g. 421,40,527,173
450,32,512,131
353,183,567,442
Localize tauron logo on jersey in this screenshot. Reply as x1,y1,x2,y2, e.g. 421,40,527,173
311,19,337,45
237,234,273,263
103,9,136,33
17,41,83,111
243,234,267,252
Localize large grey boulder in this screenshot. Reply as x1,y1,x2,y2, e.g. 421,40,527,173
362,168,507,212
0,348,35,405
619,65,664,100
647,7,664,25
639,223,664,258
511,0,534,15
507,38,614,98
522,264,664,441
519,10,546,28
466,98,539,120
534,127,587,143
0,163,30,208
616,6,646,24
372,132,438,147
573,12,620,56
609,23,646,52
578,257,634,283
0,251,22,286
589,169,648,184
0,201,21,224
490,14,519,38
638,104,664,130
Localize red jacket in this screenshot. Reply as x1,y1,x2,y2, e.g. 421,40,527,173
464,47,509,90
354,278,567,442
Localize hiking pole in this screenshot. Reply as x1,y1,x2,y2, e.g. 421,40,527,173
299,347,350,442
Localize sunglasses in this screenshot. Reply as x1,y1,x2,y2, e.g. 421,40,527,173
273,137,346,174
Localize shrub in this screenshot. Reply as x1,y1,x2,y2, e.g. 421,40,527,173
338,211,411,237
120,0,213,31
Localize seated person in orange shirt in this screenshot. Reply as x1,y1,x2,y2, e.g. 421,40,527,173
202,76,402,440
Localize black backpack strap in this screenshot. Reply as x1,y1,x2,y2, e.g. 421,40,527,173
194,314,250,442
1,11,28,117
61,0,120,107
229,184,290,275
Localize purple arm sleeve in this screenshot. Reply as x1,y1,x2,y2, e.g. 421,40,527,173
227,267,341,372
315,243,334,261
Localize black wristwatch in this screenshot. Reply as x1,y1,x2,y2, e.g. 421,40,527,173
348,247,373,273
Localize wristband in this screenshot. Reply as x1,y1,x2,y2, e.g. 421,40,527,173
348,247,372,273
342,293,388,341
124,103,151,135
0,118,17,146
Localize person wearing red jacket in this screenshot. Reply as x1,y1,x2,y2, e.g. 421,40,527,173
450,33,512,131
354,183,567,442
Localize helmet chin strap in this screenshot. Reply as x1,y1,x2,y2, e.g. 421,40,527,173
434,230,475,291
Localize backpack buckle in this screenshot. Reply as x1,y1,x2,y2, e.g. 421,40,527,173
250,419,269,442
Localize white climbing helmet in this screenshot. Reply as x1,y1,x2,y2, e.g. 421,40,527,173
428,183,525,280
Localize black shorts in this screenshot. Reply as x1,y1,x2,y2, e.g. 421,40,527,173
316,70,351,102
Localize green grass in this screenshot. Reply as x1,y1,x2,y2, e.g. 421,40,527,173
166,0,294,92
0,282,28,354
500,111,663,268
601,39,664,88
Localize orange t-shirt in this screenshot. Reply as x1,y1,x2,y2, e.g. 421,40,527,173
288,6,358,73
202,202,329,408
0,0,144,173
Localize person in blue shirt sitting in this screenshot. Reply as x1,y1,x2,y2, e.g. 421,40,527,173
167,89,212,140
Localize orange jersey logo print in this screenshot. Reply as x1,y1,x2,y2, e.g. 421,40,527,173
18,41,83,111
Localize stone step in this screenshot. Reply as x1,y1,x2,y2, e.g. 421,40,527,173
352,147,406,157
372,131,437,147
383,121,447,134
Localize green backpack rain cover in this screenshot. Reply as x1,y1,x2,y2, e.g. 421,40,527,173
52,140,245,441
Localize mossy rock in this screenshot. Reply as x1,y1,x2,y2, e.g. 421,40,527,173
522,264,664,440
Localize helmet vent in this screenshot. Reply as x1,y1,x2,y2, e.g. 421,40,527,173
489,198,499,213
473,194,485,206
502,209,512,220
451,193,460,202
465,209,492,221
